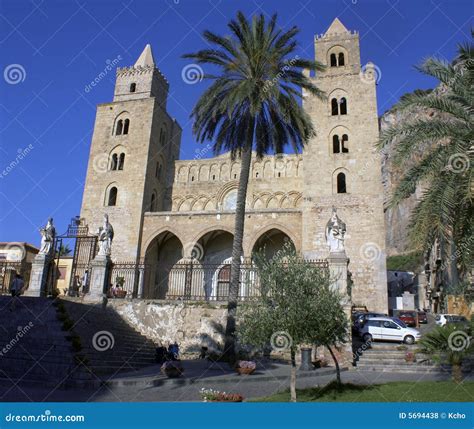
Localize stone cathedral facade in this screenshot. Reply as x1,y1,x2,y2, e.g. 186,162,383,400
80,18,388,313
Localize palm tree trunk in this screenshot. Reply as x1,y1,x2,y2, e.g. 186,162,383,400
327,345,341,386
452,363,463,383
223,139,253,361
290,347,297,402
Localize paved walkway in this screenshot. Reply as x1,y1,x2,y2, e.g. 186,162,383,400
0,357,467,402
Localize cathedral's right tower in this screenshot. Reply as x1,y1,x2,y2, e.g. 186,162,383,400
302,18,388,313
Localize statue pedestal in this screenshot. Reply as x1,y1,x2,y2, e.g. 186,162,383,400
84,255,111,302
328,251,350,302
25,254,52,297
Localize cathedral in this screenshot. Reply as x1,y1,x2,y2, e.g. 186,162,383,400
80,18,388,313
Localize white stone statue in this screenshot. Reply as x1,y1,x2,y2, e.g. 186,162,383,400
39,217,56,256
325,208,346,253
97,214,114,256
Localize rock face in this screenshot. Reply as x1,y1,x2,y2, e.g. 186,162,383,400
380,109,426,257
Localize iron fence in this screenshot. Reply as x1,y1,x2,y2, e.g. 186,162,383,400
107,259,328,301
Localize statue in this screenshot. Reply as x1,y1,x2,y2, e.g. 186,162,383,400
39,218,56,256
325,208,346,253
97,214,114,256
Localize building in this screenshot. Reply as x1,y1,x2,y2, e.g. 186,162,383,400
0,242,38,293
80,18,388,313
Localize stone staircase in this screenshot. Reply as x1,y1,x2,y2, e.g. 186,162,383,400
0,296,91,387
355,342,445,374
60,298,158,377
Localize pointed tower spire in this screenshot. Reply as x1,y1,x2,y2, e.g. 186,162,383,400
134,44,155,68
325,17,349,36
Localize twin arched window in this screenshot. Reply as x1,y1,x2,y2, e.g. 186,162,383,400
110,153,125,170
116,118,130,135
107,187,118,206
330,52,345,67
331,97,347,116
333,134,349,154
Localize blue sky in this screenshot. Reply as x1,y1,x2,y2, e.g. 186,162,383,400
0,0,471,247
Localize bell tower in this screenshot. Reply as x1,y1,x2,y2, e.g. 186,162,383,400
302,18,388,313
80,44,182,261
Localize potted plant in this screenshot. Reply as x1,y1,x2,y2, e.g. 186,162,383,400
405,352,416,363
200,388,244,402
235,360,256,375
161,361,184,378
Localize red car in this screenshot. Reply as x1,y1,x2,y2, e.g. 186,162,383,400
417,311,427,324
398,311,417,327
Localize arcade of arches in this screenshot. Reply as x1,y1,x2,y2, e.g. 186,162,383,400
142,228,295,300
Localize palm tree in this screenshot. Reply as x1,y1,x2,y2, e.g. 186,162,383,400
417,324,473,383
184,12,325,359
57,244,72,257
379,36,473,285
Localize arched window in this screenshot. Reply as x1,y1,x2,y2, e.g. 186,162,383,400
123,119,130,135
130,83,136,93
339,98,347,115
150,192,156,212
332,135,340,154
110,153,118,170
331,98,339,116
116,120,123,136
330,53,337,67
337,173,346,194
341,134,349,153
107,187,117,206
118,153,125,170
338,52,345,66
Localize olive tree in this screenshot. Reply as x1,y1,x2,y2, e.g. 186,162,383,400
238,242,348,401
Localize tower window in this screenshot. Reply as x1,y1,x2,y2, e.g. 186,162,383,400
107,187,118,206
330,53,337,67
338,53,345,66
212,175,216,180
130,83,136,93
118,153,125,170
150,192,156,212
331,98,339,116
341,134,349,153
123,119,130,135
340,98,347,115
110,153,118,170
337,173,347,194
191,176,195,182
332,135,340,154
116,120,123,136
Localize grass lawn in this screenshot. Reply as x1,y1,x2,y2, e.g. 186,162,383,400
253,381,474,402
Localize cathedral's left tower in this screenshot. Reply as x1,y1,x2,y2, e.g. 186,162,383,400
81,45,182,261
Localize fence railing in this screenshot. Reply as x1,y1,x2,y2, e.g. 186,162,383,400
108,259,328,301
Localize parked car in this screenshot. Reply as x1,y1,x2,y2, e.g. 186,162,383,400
417,311,427,324
353,312,386,333
435,314,470,332
398,311,418,327
359,317,421,344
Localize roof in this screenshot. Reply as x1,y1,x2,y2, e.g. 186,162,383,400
134,44,155,67
324,17,350,36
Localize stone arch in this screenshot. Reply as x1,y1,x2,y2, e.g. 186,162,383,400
210,164,219,181
248,225,299,258
104,182,118,206
178,165,188,183
112,111,130,136
178,196,195,212
191,195,209,211
199,164,210,181
230,162,240,180
266,195,280,209
204,198,216,211
328,88,349,116
220,163,230,181
329,125,350,155
327,45,348,67
253,161,263,179
143,230,184,299
216,181,239,209
189,164,199,182
263,160,273,178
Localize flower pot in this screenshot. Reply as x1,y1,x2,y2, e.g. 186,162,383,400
236,367,255,375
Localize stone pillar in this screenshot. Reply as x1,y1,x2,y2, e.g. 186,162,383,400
85,255,111,302
327,250,353,369
25,254,52,297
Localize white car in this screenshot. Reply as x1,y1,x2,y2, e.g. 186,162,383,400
435,314,468,327
359,317,421,345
